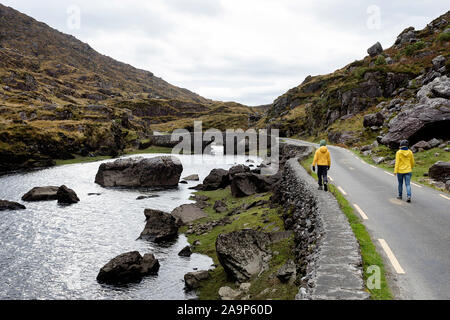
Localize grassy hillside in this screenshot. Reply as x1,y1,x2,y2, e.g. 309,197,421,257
0,4,258,173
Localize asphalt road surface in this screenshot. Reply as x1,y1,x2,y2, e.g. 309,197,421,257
282,138,450,300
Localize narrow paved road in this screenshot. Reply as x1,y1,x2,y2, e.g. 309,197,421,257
281,138,450,300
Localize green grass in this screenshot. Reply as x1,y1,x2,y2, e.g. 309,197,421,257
55,145,173,165
300,151,393,300
354,145,450,192
183,187,299,300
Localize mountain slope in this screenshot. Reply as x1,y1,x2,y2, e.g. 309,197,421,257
0,4,257,173
262,11,449,149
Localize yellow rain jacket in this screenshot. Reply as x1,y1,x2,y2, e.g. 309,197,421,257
312,146,331,167
394,149,415,174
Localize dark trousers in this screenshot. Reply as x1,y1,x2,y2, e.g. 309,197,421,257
317,165,328,186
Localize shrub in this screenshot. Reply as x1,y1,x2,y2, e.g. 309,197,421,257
374,55,386,65
437,32,450,42
404,41,426,56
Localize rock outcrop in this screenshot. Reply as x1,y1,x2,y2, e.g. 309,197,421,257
0,200,26,211
21,186,59,201
140,209,178,242
381,76,450,148
56,185,80,204
215,229,272,282
95,156,183,188
96,251,159,284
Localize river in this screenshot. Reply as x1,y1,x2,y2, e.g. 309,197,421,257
0,147,259,299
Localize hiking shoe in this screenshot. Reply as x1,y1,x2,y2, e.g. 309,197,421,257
318,186,323,190
406,197,411,203
397,196,402,200
324,183,328,192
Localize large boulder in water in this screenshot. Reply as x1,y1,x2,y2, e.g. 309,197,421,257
57,185,80,204
21,186,59,201
95,156,183,188
0,200,26,211
96,251,160,284
216,229,272,282
140,209,178,242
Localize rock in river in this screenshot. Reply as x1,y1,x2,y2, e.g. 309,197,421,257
0,200,26,211
140,209,178,242
97,251,160,284
57,185,80,204
22,186,59,202
95,156,183,188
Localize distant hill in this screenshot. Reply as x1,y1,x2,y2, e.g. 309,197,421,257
261,11,449,149
0,4,257,173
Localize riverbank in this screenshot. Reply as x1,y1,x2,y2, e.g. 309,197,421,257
55,146,173,166
181,187,299,300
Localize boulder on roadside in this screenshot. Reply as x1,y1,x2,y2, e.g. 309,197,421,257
57,185,79,204
428,161,450,183
412,140,431,151
201,168,230,190
372,156,386,165
21,186,59,202
184,270,210,290
216,229,272,282
171,204,208,225
95,156,183,188
428,138,441,148
0,200,26,211
140,209,178,242
228,165,250,178
96,251,159,284
182,174,200,181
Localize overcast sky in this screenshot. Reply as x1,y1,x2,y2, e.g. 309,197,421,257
2,1,448,105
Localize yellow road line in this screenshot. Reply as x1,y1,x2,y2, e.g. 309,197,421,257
337,186,347,195
370,165,376,168
328,176,333,182
439,194,450,201
378,239,405,274
411,182,422,188
384,171,394,177
353,203,368,220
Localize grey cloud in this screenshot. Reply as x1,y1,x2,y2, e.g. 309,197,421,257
163,0,223,16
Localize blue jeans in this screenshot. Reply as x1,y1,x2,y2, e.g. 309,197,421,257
397,172,412,198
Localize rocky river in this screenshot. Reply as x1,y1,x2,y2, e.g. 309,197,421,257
0,147,259,299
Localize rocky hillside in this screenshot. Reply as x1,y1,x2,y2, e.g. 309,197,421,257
0,4,257,173
263,11,450,149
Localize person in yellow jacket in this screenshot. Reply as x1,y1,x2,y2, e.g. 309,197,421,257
394,140,415,203
312,139,331,191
